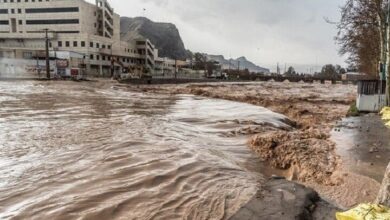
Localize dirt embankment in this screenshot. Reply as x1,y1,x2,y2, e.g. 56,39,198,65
123,82,374,207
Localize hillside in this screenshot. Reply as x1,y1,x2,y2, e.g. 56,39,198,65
120,17,189,60
207,54,270,73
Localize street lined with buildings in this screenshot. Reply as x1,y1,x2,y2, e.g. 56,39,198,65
0,0,192,79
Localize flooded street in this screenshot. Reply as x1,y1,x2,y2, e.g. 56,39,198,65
0,81,290,220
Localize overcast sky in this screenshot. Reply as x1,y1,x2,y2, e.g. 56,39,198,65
88,0,347,72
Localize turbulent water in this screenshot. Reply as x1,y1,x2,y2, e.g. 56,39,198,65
0,81,290,220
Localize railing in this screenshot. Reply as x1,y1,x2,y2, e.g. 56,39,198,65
357,80,386,95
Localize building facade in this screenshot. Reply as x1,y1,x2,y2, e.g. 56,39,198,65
0,0,155,77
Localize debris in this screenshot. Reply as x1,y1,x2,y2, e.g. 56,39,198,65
380,107,390,127
369,146,379,153
336,204,390,220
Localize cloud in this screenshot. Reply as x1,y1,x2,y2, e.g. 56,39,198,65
87,0,347,72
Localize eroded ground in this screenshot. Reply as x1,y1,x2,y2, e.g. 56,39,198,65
124,81,381,208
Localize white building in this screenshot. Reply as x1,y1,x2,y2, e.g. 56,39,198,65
0,0,155,77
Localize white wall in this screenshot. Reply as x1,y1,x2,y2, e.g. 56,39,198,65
357,94,386,112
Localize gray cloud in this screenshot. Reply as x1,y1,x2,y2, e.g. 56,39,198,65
88,0,346,72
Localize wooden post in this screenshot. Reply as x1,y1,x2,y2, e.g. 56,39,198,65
376,162,390,206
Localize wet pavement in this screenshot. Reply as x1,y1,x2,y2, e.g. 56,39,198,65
332,115,390,182
0,80,290,220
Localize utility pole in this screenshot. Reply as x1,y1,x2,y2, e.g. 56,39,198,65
110,43,114,78
228,59,231,74
284,63,287,74
44,28,50,79
175,59,178,79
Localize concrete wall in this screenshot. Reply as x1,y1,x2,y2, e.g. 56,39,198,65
357,94,386,112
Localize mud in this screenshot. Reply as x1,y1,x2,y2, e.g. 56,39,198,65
125,81,381,208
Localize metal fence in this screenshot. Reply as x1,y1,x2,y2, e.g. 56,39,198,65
357,80,386,95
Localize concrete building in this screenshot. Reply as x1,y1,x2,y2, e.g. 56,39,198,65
0,0,155,77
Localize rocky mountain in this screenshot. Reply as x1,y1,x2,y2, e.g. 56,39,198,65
120,17,189,60
120,17,269,73
206,55,270,73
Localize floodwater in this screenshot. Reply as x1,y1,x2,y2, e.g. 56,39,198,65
0,81,290,220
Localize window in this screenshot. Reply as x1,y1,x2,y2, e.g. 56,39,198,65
81,41,85,47
96,55,100,60
17,9,21,14
73,41,77,47
0,20,9,25
55,31,79,34
26,19,79,25
58,41,62,47
25,7,79,13
90,42,93,48
65,41,70,47
23,52,33,59
18,20,22,25
96,43,99,48
0,9,7,14
108,45,111,50
10,18,16,32
90,54,93,60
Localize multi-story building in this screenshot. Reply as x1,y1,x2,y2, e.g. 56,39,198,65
0,0,155,76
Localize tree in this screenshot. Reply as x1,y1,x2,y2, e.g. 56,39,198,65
284,66,297,77
322,64,338,79
377,162,390,206
336,0,385,76
193,53,220,77
194,53,207,70
335,65,347,75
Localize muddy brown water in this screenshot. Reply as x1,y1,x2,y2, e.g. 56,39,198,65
0,81,290,220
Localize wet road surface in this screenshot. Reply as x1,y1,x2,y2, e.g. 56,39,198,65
332,115,390,182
